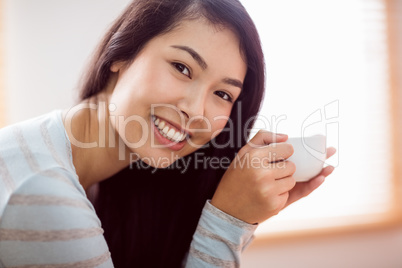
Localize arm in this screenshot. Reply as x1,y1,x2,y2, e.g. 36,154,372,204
0,172,114,268
183,200,257,268
183,131,336,267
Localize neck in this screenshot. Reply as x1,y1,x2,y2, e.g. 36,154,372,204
62,92,135,190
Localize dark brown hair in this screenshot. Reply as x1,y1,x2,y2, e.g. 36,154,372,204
81,0,265,266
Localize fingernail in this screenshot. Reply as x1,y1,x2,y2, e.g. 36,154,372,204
276,133,288,137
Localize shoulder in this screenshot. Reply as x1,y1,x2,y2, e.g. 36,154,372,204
1,170,97,230
0,167,112,267
0,110,73,170
0,111,77,217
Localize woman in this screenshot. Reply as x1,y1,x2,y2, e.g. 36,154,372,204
0,0,335,267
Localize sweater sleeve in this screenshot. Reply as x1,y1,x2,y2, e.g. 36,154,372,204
0,171,113,268
183,200,258,268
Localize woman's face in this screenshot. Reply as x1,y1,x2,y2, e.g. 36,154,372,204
108,18,247,168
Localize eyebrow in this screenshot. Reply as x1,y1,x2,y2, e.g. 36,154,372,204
222,78,243,90
171,45,243,90
171,45,208,70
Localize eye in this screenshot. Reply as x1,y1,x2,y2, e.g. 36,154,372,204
172,62,191,78
215,91,233,103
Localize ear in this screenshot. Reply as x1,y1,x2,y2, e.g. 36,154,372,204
110,61,125,73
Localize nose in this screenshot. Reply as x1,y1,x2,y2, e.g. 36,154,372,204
177,86,208,123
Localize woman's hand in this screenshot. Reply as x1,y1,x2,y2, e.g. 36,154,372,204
283,147,336,208
210,130,335,224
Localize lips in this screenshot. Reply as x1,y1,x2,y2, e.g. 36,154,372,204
152,115,187,143
151,114,188,151
152,115,192,138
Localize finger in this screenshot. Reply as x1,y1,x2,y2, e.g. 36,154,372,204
238,130,288,159
261,176,295,197
284,175,325,207
326,147,336,159
319,165,335,177
263,160,296,179
253,143,294,163
276,176,296,195
284,165,334,207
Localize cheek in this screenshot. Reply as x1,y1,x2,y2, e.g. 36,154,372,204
207,111,233,139
111,70,182,119
140,67,182,103
117,61,180,103
214,118,230,130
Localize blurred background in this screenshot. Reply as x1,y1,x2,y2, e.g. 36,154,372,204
1,0,401,267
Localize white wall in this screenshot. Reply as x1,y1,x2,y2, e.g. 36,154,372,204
2,0,131,124
2,1,402,267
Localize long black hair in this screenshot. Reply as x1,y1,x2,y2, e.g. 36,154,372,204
80,0,266,266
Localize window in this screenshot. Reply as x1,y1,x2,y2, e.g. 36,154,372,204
241,0,402,238
0,0,5,128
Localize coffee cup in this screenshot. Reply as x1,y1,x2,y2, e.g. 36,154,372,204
285,134,327,182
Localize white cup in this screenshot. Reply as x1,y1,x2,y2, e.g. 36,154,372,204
285,134,327,182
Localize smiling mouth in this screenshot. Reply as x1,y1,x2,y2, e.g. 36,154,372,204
151,115,190,143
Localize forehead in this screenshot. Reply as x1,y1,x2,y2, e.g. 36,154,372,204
143,19,247,78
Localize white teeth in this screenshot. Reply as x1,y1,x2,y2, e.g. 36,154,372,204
167,129,176,139
173,132,181,141
152,115,188,143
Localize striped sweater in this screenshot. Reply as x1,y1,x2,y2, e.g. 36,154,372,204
0,110,257,267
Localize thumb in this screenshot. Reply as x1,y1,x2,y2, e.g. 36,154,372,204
237,130,288,159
